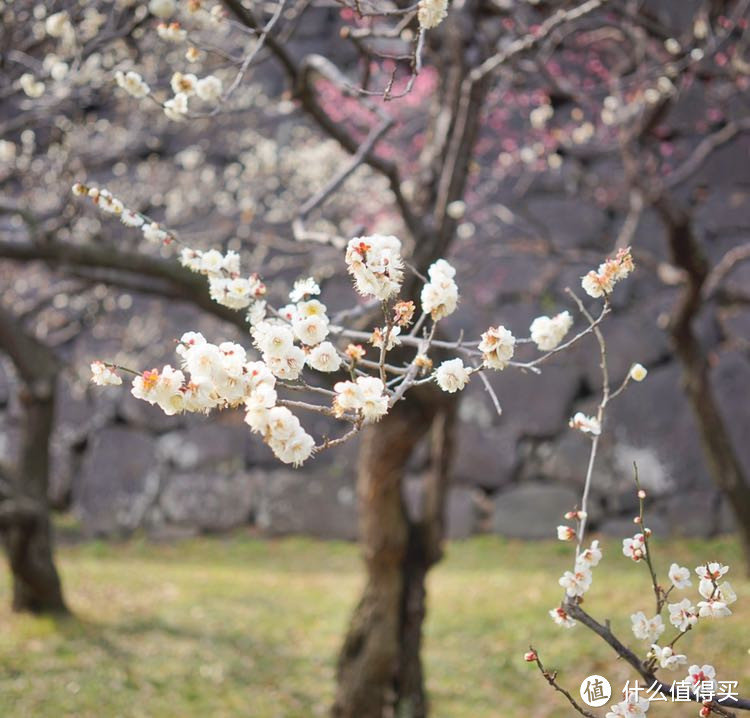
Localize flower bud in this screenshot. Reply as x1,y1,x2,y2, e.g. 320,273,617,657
524,650,537,662
345,344,365,363
630,363,648,382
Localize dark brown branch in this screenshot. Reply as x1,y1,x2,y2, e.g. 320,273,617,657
0,239,247,331
529,647,598,718
565,600,749,714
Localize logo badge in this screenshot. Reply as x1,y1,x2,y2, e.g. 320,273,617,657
580,674,612,707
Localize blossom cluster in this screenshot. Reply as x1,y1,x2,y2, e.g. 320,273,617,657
582,246,635,298
553,538,602,624
529,311,573,351
71,182,173,243
420,259,459,320
115,67,223,121
123,331,316,465
333,377,389,422
345,234,404,300
417,0,449,29
478,325,515,369
180,247,266,311
78,186,639,473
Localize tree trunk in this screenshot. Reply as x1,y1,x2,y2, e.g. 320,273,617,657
0,306,68,614
333,389,455,718
1,386,67,613
394,405,455,717
657,196,750,572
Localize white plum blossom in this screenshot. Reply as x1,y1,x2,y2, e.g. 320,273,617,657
668,563,692,590
209,276,263,310
668,598,698,632
121,210,144,228
296,299,327,320
199,249,226,276
649,644,687,671
95,189,124,215
164,92,189,121
289,277,320,303
630,363,648,382
697,579,736,618
622,533,647,561
371,326,401,351
247,300,267,326
417,0,448,28
529,311,573,351
695,562,729,583
606,694,650,718
358,377,390,422
549,606,576,628
568,412,601,436
685,664,717,694
19,73,45,98
149,0,176,19
195,75,223,103
115,70,150,99
251,323,306,380
557,525,576,541
420,259,459,320
253,322,295,359
142,222,169,243
266,347,305,381
223,250,241,275
170,72,198,96
577,540,602,567
90,361,122,386
45,11,72,38
433,358,471,393
131,365,186,415
333,377,388,423
630,611,665,642
306,342,341,373
559,566,592,598
478,325,515,369
157,22,187,42
292,313,329,346
345,235,404,300
253,406,315,466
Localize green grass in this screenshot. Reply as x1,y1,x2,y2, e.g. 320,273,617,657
1,534,748,717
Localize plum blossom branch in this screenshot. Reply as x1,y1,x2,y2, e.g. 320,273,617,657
526,648,598,718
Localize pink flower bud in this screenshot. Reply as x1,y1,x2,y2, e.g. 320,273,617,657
524,650,537,662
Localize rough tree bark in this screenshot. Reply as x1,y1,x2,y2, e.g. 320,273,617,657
655,195,750,572
334,8,490,715
0,306,68,613
332,387,456,718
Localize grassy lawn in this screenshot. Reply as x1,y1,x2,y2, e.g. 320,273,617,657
1,533,748,717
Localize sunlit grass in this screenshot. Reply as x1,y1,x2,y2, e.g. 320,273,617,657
1,533,748,717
